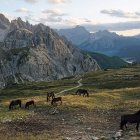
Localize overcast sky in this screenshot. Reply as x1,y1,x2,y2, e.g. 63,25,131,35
1,0,140,35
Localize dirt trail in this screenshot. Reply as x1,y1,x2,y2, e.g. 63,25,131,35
57,79,82,96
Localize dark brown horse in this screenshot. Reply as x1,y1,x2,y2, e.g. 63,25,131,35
120,110,140,131
76,89,89,97
25,100,36,109
51,97,62,106
47,91,55,102
9,100,22,110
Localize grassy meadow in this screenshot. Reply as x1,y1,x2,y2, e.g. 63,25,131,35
0,65,140,139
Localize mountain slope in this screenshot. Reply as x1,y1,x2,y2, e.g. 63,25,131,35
80,30,140,56
82,51,127,69
0,14,100,87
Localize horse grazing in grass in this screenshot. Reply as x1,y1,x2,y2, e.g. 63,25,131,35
51,97,62,106
25,100,36,109
47,91,55,102
76,89,89,97
9,100,22,110
120,110,140,131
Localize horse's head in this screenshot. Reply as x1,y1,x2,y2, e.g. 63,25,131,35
135,110,140,115
9,101,13,110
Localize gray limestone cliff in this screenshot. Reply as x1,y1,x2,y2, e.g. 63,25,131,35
0,14,100,87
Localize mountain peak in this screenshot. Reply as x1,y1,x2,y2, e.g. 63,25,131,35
92,30,119,40
74,25,89,32
0,13,10,27
10,17,32,31
58,26,90,45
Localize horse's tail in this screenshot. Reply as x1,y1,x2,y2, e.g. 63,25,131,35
33,101,36,108
52,92,55,99
120,121,124,130
60,97,62,105
120,121,125,130
20,101,22,108
9,103,12,110
120,116,125,130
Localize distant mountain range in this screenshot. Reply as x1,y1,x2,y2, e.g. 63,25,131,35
58,26,140,62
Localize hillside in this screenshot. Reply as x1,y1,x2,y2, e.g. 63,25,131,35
0,65,140,139
82,51,127,69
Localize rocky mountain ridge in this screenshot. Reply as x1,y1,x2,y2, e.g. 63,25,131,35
0,14,100,87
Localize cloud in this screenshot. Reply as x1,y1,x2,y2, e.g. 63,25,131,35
42,9,67,17
64,18,92,26
48,0,71,4
24,0,38,4
40,9,67,23
15,8,31,13
101,9,140,19
25,9,66,24
83,21,140,32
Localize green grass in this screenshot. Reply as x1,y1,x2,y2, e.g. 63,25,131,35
0,65,140,139
0,65,140,119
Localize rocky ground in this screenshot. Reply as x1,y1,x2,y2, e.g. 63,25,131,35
0,105,140,140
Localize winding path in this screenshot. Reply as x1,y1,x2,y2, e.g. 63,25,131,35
57,79,83,96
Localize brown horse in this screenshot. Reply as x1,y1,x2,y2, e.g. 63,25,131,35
120,110,140,131
51,97,62,106
47,91,55,102
9,100,22,110
76,89,89,97
25,100,36,109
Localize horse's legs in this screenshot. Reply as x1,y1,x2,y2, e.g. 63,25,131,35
125,123,127,130
136,123,139,131
47,96,49,102
60,100,62,105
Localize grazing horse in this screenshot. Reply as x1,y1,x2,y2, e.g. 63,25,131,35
9,100,22,110
51,97,62,106
47,91,55,102
25,100,36,109
120,110,140,131
76,89,89,97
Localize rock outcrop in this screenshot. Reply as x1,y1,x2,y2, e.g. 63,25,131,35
0,14,100,87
